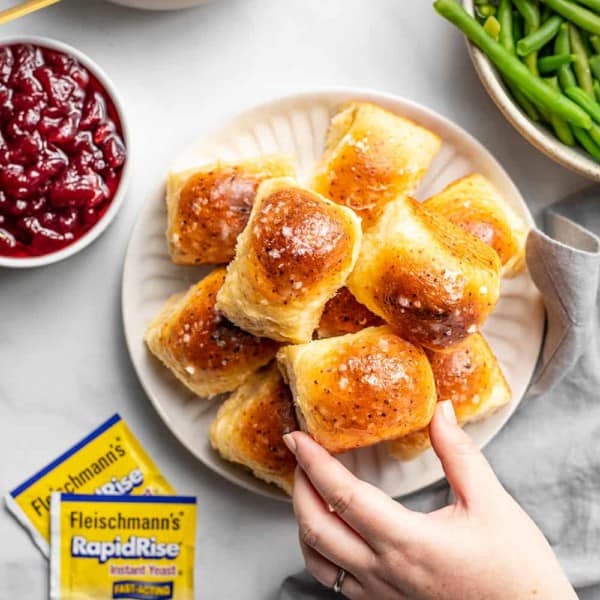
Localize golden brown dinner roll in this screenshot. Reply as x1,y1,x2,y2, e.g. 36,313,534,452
346,196,502,351
316,287,384,338
311,101,441,228
277,326,437,454
388,333,511,459
210,364,298,495
216,177,362,344
423,174,528,277
145,268,279,397
166,155,295,265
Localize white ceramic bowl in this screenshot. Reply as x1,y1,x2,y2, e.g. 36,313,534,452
106,0,212,9
122,88,544,501
0,36,131,269
463,0,600,181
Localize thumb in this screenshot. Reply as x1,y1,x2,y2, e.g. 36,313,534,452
429,401,503,506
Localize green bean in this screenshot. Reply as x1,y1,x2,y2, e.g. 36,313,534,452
511,16,556,122
571,0,600,12
539,0,600,35
506,74,543,120
541,6,554,22
565,85,600,121
513,0,541,28
513,11,525,42
590,35,600,54
551,110,576,145
517,16,563,56
572,126,600,160
514,0,541,75
581,30,594,56
433,0,592,128
484,16,502,39
589,122,600,145
570,24,595,96
502,1,542,119
589,54,600,79
498,0,515,52
525,32,541,74
506,5,547,118
555,23,578,88
538,53,575,73
594,78,600,99
546,76,576,144
512,87,542,119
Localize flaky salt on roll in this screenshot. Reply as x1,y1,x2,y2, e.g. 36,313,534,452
311,101,441,228
217,177,362,344
145,268,279,397
277,326,437,454
316,287,383,338
423,174,528,277
347,196,502,351
166,155,295,265
388,333,511,460
210,364,298,495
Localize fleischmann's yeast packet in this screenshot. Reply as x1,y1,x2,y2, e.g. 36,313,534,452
50,494,196,600
5,413,175,557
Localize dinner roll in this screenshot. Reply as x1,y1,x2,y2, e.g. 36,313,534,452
217,177,362,344
166,155,295,265
210,364,297,495
311,101,441,228
388,333,511,459
316,287,384,338
423,174,528,277
277,326,437,454
145,268,279,397
347,196,502,350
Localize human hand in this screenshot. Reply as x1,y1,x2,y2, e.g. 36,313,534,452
283,401,576,600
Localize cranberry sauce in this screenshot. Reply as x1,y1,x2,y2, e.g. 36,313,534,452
0,44,127,258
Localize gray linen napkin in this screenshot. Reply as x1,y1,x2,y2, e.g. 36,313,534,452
279,191,600,599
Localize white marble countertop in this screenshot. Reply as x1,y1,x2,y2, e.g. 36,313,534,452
0,1,591,598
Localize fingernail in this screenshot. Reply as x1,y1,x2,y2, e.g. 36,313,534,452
283,433,297,455
440,400,457,425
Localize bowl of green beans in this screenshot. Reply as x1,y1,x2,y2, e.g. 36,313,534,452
435,0,600,180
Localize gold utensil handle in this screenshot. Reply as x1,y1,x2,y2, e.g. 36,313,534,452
0,0,62,26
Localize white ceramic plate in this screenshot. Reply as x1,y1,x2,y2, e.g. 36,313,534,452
122,89,545,501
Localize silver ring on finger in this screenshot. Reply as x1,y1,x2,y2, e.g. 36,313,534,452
332,567,346,594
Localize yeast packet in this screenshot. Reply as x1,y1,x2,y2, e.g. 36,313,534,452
50,494,197,600
5,413,175,556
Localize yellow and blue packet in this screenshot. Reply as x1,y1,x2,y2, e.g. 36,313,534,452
5,413,175,556
50,493,197,600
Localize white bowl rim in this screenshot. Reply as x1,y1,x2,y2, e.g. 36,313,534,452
121,85,541,501
0,35,132,269
462,0,600,182
107,0,212,9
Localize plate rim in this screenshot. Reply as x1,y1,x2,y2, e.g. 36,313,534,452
121,86,545,502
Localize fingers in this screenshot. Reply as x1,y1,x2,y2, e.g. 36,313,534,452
284,432,413,548
293,468,374,573
300,540,364,599
429,401,503,506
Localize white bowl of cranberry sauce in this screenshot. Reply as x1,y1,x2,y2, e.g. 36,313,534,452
0,37,130,268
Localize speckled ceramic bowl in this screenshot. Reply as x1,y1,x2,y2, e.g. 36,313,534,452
463,0,600,181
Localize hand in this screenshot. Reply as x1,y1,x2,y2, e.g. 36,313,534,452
283,401,576,600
